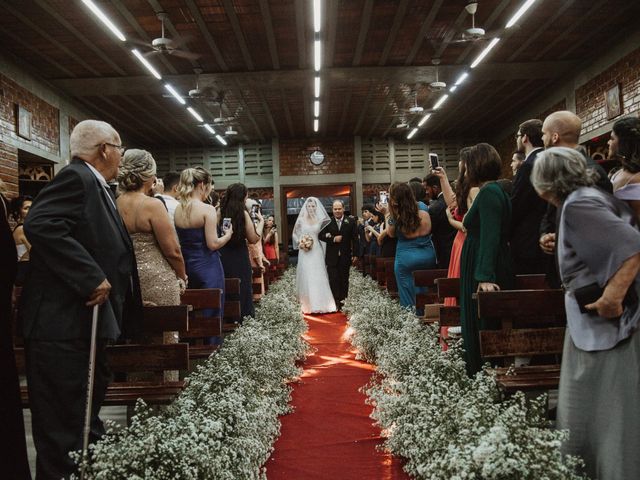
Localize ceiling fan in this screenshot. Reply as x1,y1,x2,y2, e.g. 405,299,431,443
429,59,447,91
130,12,200,60
445,2,511,44
162,68,219,101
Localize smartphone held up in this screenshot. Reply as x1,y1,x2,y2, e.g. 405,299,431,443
428,153,439,170
379,191,389,205
222,217,232,231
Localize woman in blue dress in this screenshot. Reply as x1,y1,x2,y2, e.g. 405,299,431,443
174,167,233,326
381,182,437,308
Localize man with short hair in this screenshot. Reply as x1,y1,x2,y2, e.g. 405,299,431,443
424,173,456,269
510,119,548,274
357,204,375,266
320,200,358,310
510,151,526,177
22,120,140,479
159,171,181,224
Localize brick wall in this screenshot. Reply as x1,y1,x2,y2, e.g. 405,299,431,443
577,47,640,134
247,187,274,199
279,139,354,176
1,73,61,196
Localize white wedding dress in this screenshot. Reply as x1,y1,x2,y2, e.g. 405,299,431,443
295,216,336,314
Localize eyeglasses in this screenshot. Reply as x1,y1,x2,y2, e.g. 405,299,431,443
97,143,127,154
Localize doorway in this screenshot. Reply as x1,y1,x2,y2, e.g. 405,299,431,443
280,183,356,262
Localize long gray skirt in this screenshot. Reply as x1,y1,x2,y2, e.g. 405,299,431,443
557,329,640,480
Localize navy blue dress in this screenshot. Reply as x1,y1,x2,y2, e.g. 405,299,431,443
220,241,254,321
176,227,225,319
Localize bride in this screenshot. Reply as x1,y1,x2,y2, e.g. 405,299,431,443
293,197,337,314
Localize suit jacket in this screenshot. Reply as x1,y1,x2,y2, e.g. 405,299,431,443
21,159,139,341
319,215,358,266
428,194,457,268
510,148,548,262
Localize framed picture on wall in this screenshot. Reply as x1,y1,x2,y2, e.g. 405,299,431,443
16,105,32,140
605,84,622,120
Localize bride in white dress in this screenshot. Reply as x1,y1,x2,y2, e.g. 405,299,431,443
293,197,337,314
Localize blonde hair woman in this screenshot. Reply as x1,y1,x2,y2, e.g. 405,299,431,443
174,167,232,329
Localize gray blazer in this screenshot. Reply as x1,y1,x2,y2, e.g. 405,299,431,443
558,186,640,351
21,159,137,341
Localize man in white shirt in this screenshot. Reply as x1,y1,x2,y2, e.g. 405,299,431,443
157,171,180,224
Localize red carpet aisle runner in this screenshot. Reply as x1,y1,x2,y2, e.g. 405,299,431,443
267,312,409,480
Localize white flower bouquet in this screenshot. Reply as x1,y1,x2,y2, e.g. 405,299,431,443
298,234,313,252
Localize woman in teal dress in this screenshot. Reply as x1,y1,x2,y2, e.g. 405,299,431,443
382,182,437,309
460,143,514,375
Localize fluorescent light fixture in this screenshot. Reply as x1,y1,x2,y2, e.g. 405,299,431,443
216,135,227,146
449,85,458,93
81,0,126,42
164,84,186,105
506,0,538,28
187,107,203,122
454,72,469,86
418,113,432,127
131,49,162,79
203,124,215,134
313,119,319,132
314,39,322,71
407,128,418,140
314,100,320,117
314,76,321,98
470,38,500,69
433,94,449,110
313,0,322,33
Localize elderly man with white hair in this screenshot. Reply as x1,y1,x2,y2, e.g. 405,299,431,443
21,120,141,479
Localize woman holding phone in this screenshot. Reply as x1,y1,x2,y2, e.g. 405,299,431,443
174,167,233,318
263,215,280,265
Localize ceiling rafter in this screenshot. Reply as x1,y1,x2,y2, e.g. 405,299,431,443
324,0,339,68
352,0,374,67
404,0,444,66
258,0,280,70
142,95,204,145
294,0,306,69
256,88,279,138
353,83,375,135
183,0,228,71
378,0,409,66
222,0,254,71
97,96,164,141
118,95,184,145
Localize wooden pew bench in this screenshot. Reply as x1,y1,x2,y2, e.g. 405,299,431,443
223,277,242,332
383,258,399,298
477,289,566,394
412,269,448,312
16,305,190,407
180,288,223,360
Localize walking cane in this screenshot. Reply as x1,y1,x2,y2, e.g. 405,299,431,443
79,304,99,480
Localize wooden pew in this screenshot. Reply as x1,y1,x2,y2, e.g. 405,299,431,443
412,269,448,311
16,305,190,407
223,277,242,332
383,258,398,298
180,288,223,360
477,289,566,394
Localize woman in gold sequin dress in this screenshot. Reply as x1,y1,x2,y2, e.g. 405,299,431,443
116,150,187,381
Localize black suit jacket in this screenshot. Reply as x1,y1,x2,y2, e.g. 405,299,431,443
428,194,457,268
510,148,548,263
319,216,358,267
21,159,139,341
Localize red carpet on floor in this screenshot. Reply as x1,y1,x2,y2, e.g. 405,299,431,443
267,312,409,480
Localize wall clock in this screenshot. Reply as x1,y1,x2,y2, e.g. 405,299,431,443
309,149,325,166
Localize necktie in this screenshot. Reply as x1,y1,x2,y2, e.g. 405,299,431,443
337,219,342,230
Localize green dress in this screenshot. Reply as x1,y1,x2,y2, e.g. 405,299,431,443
460,182,514,375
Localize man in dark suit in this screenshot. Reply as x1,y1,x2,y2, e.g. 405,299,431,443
21,120,140,479
320,200,358,310
510,119,548,274
424,174,457,269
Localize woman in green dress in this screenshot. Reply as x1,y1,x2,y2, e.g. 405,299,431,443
460,143,514,375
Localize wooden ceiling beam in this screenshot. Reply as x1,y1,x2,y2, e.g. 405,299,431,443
259,0,280,70
352,0,374,67
294,0,307,69
404,0,444,66
142,95,204,145
324,0,339,68
378,0,408,66
97,96,164,142
222,0,254,71
50,61,577,96
257,89,279,138
183,0,228,71
353,83,374,136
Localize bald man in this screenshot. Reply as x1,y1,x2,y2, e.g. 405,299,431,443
22,120,141,479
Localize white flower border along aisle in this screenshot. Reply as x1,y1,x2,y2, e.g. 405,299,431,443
343,271,586,480
76,268,309,480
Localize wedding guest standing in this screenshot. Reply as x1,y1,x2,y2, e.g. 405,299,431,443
459,143,514,375
263,215,280,266
220,183,262,320
21,120,140,479
532,147,640,480
609,116,640,219
11,195,32,285
0,180,31,479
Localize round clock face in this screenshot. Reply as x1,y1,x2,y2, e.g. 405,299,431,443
309,150,325,165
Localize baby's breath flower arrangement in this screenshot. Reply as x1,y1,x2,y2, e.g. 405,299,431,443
344,270,585,480
75,268,310,479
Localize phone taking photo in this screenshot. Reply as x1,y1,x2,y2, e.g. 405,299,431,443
379,191,388,205
222,217,232,231
429,153,439,170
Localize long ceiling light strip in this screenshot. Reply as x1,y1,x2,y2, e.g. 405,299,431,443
312,0,322,135
131,49,162,79
164,84,186,105
81,0,126,41
187,107,204,122
409,0,535,140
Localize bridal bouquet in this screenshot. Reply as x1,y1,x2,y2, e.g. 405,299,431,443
298,234,314,251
